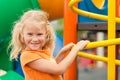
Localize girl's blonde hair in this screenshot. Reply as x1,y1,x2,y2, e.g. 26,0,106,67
9,10,55,60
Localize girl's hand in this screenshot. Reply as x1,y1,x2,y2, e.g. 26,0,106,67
62,42,75,52
74,40,89,51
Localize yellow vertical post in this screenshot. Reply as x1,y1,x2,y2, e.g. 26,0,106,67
108,0,116,80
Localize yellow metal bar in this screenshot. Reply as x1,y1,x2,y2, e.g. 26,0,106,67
78,52,120,65
68,0,120,23
108,0,116,79
84,38,120,49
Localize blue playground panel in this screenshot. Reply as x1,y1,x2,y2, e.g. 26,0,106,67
53,33,63,57
78,0,108,22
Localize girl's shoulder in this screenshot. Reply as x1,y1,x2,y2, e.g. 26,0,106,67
21,49,51,60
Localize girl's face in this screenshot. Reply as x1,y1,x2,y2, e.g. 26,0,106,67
22,22,47,50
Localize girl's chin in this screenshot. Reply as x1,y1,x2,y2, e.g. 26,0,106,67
30,46,42,50
25,45,42,50
30,48,41,50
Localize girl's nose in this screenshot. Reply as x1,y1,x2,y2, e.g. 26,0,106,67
32,36,39,41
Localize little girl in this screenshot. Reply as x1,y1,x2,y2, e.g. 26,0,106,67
9,10,89,80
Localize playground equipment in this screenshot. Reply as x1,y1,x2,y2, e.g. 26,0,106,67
0,70,24,80
69,0,120,22
64,0,120,80
78,0,108,22
0,0,63,37
38,0,64,20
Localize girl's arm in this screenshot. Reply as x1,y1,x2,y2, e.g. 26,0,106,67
27,40,89,75
55,42,75,63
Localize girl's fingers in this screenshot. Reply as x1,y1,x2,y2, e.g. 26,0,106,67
75,40,89,50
